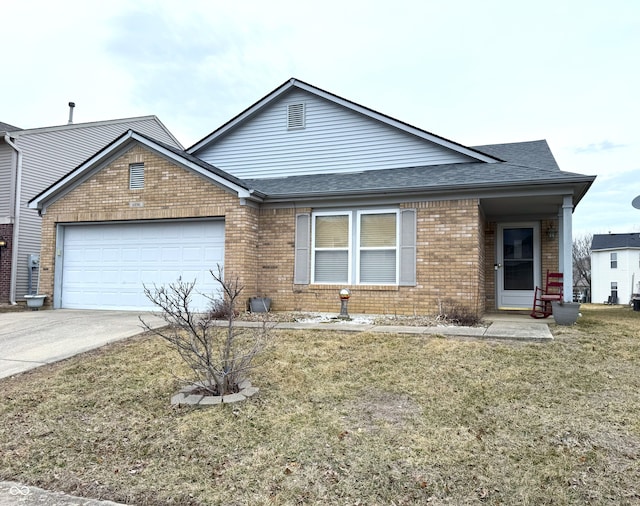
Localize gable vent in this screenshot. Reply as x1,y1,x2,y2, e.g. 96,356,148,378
129,162,144,189
287,103,305,130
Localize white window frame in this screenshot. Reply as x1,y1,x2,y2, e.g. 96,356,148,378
611,252,618,269
311,209,399,285
311,211,352,284
356,209,399,285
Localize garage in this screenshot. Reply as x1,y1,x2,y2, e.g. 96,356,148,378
58,220,225,311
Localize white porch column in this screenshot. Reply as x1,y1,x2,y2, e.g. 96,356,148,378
561,195,574,302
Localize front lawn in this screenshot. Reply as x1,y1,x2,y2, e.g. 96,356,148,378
1,306,639,505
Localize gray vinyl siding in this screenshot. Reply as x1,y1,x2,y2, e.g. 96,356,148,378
196,89,475,179
0,144,15,220
13,118,181,300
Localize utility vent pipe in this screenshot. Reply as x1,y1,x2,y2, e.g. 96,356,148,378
67,102,75,124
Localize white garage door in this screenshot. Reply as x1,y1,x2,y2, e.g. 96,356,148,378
60,220,224,311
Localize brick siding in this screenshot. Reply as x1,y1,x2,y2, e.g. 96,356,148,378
37,143,559,316
39,146,255,308
0,224,12,303
257,200,484,316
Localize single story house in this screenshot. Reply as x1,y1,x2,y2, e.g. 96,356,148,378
1,115,181,305
591,233,640,304
28,78,595,315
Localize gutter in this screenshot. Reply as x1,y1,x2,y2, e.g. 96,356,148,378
3,134,22,304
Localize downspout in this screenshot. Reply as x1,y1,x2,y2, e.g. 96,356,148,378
4,134,22,305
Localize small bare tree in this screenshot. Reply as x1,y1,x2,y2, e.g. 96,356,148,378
573,233,592,294
140,267,270,396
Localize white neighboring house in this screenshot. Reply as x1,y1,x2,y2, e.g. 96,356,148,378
591,233,640,304
0,115,182,305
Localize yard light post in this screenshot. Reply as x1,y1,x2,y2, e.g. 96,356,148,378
339,288,351,320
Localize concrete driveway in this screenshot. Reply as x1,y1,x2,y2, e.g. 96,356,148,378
0,310,166,380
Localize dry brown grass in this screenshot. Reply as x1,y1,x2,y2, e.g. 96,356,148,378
1,305,639,505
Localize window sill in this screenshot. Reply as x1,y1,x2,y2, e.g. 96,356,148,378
295,284,400,292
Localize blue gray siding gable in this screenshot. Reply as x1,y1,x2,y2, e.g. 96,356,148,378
194,87,484,179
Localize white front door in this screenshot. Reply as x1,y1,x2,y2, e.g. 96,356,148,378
496,223,540,309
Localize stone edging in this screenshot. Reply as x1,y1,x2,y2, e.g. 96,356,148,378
171,379,259,406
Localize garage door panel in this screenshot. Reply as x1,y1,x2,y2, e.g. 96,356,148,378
61,220,225,311
140,248,160,261
161,247,182,262
100,269,119,282
102,248,120,262
205,247,224,262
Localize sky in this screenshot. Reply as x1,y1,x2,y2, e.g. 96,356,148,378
2,0,639,237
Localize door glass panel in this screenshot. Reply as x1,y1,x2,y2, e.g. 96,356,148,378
503,228,534,290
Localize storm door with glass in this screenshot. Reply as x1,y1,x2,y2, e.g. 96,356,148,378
497,223,540,309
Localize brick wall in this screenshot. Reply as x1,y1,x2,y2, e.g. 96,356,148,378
540,218,560,275
36,142,560,316
256,199,483,316
39,146,254,307
0,224,12,303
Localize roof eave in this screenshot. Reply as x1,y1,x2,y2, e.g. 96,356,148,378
256,176,596,204
29,131,260,212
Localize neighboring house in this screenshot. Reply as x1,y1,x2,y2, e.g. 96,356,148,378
28,78,595,315
1,116,182,305
591,233,640,304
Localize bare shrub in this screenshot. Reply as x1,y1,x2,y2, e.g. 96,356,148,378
437,298,482,326
140,267,270,396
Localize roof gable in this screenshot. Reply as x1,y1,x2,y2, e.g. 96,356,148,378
188,78,501,179
28,130,256,213
8,115,181,147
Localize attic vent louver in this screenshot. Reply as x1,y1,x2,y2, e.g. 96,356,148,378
287,103,305,130
129,162,144,189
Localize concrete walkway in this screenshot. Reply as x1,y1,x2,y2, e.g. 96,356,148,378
229,312,553,340
0,309,551,381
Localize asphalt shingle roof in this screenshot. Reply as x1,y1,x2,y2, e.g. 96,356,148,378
0,121,21,132
245,162,588,198
472,140,560,170
108,134,593,202
592,233,640,250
